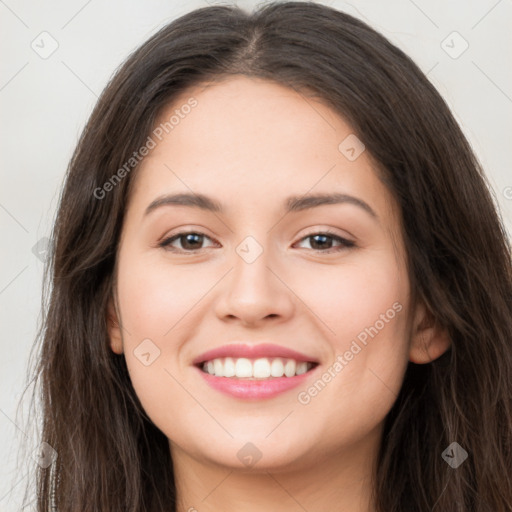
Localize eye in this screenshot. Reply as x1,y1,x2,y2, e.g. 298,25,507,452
294,231,355,253
159,231,218,253
158,229,355,254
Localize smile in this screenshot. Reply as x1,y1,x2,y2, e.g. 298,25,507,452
194,358,320,400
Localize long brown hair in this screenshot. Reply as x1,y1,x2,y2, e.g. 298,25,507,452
18,2,512,510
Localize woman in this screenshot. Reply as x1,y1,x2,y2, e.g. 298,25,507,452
22,2,512,511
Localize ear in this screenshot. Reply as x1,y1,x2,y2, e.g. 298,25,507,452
409,300,451,364
107,295,124,355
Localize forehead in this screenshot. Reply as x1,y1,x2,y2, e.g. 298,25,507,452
153,76,355,169
128,75,398,223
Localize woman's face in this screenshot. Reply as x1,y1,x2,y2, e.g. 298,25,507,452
108,76,443,473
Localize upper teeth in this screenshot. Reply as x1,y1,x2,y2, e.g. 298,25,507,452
202,357,314,379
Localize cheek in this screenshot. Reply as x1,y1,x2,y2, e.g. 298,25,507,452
300,249,408,344
296,250,411,415
117,250,209,340
114,250,204,408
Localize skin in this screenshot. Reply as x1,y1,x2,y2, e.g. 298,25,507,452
107,76,450,512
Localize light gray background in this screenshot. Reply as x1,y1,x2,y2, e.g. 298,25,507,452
1,0,511,509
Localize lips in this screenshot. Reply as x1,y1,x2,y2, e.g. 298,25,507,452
192,342,320,366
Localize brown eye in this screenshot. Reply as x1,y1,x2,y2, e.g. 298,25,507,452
159,231,216,252
295,232,355,253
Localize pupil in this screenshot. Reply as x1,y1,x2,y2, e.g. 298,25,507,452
311,234,331,250
183,233,202,249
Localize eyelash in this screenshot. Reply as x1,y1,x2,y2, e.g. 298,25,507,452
158,229,356,254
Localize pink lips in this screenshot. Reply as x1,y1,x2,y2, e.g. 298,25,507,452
192,343,320,400
192,342,319,366
195,368,318,399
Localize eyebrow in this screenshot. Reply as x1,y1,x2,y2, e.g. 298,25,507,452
144,192,377,219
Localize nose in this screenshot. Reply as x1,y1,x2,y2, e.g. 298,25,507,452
213,243,295,327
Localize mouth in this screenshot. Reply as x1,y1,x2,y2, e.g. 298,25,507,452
191,343,321,399
195,357,319,380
